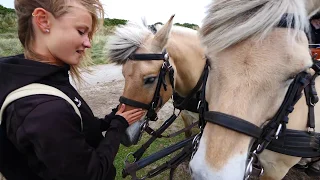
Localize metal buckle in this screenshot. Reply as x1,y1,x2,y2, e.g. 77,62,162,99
151,102,156,109
197,100,202,110
161,60,170,70
275,124,282,139
244,144,264,180
310,97,316,107
308,127,315,133
191,133,202,159
140,120,148,133
164,53,169,61
138,120,148,141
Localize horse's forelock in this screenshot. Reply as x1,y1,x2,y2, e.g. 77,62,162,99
201,0,309,54
106,22,152,65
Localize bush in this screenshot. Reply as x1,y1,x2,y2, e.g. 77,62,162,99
90,34,109,65
0,37,23,57
0,5,17,33
104,18,128,27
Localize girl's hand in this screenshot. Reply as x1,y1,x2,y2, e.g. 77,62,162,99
116,104,146,125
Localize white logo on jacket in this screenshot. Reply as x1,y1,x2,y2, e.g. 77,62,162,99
74,97,82,107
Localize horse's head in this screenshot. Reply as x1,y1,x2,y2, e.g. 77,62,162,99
106,15,175,146
190,1,316,179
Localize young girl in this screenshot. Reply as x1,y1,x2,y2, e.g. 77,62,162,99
0,0,145,179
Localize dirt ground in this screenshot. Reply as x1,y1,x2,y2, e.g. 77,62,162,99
77,64,318,180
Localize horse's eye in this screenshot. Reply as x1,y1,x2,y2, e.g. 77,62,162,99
144,77,157,85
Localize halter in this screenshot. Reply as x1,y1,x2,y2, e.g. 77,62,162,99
119,49,174,122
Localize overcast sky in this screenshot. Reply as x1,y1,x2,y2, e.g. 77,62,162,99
1,0,212,26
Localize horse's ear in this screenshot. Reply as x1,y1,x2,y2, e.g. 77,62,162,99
151,14,175,52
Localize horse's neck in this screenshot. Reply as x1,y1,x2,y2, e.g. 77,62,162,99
167,33,206,97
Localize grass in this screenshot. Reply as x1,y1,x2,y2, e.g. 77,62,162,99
114,115,197,180
0,32,23,57
90,34,109,65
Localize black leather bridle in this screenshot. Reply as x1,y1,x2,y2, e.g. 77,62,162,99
193,14,320,180
197,58,320,179
119,50,174,121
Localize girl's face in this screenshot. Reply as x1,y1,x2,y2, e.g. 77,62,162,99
45,1,93,65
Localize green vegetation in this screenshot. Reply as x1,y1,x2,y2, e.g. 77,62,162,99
104,18,128,27
0,5,17,33
174,23,199,30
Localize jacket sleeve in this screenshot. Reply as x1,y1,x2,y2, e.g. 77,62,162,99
19,100,128,180
98,105,119,132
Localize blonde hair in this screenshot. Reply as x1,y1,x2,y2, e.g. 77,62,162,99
14,0,104,84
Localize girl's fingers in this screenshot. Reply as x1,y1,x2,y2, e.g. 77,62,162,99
116,104,125,115
128,111,145,124
129,110,145,117
125,108,143,115
129,111,145,119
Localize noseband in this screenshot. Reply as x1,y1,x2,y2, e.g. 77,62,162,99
119,50,174,121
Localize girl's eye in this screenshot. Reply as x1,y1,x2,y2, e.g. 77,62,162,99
78,30,85,35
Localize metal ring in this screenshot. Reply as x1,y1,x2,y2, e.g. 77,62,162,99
197,100,202,110
308,127,315,132
275,124,282,139
310,97,316,106
164,53,169,61
124,152,136,164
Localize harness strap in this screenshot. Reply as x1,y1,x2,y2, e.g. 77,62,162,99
305,72,319,129
254,72,311,153
144,121,198,138
122,136,194,179
173,59,209,110
119,96,150,110
145,142,193,179
198,59,210,129
129,54,165,60
173,92,202,113
204,111,262,138
266,129,320,157
133,114,178,161
305,85,316,129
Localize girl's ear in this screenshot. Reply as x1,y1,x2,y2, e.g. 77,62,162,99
32,8,51,33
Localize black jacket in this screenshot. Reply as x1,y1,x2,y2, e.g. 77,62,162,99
310,12,320,44
0,55,128,180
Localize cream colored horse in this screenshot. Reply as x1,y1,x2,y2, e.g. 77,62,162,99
189,0,320,180
106,16,206,146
